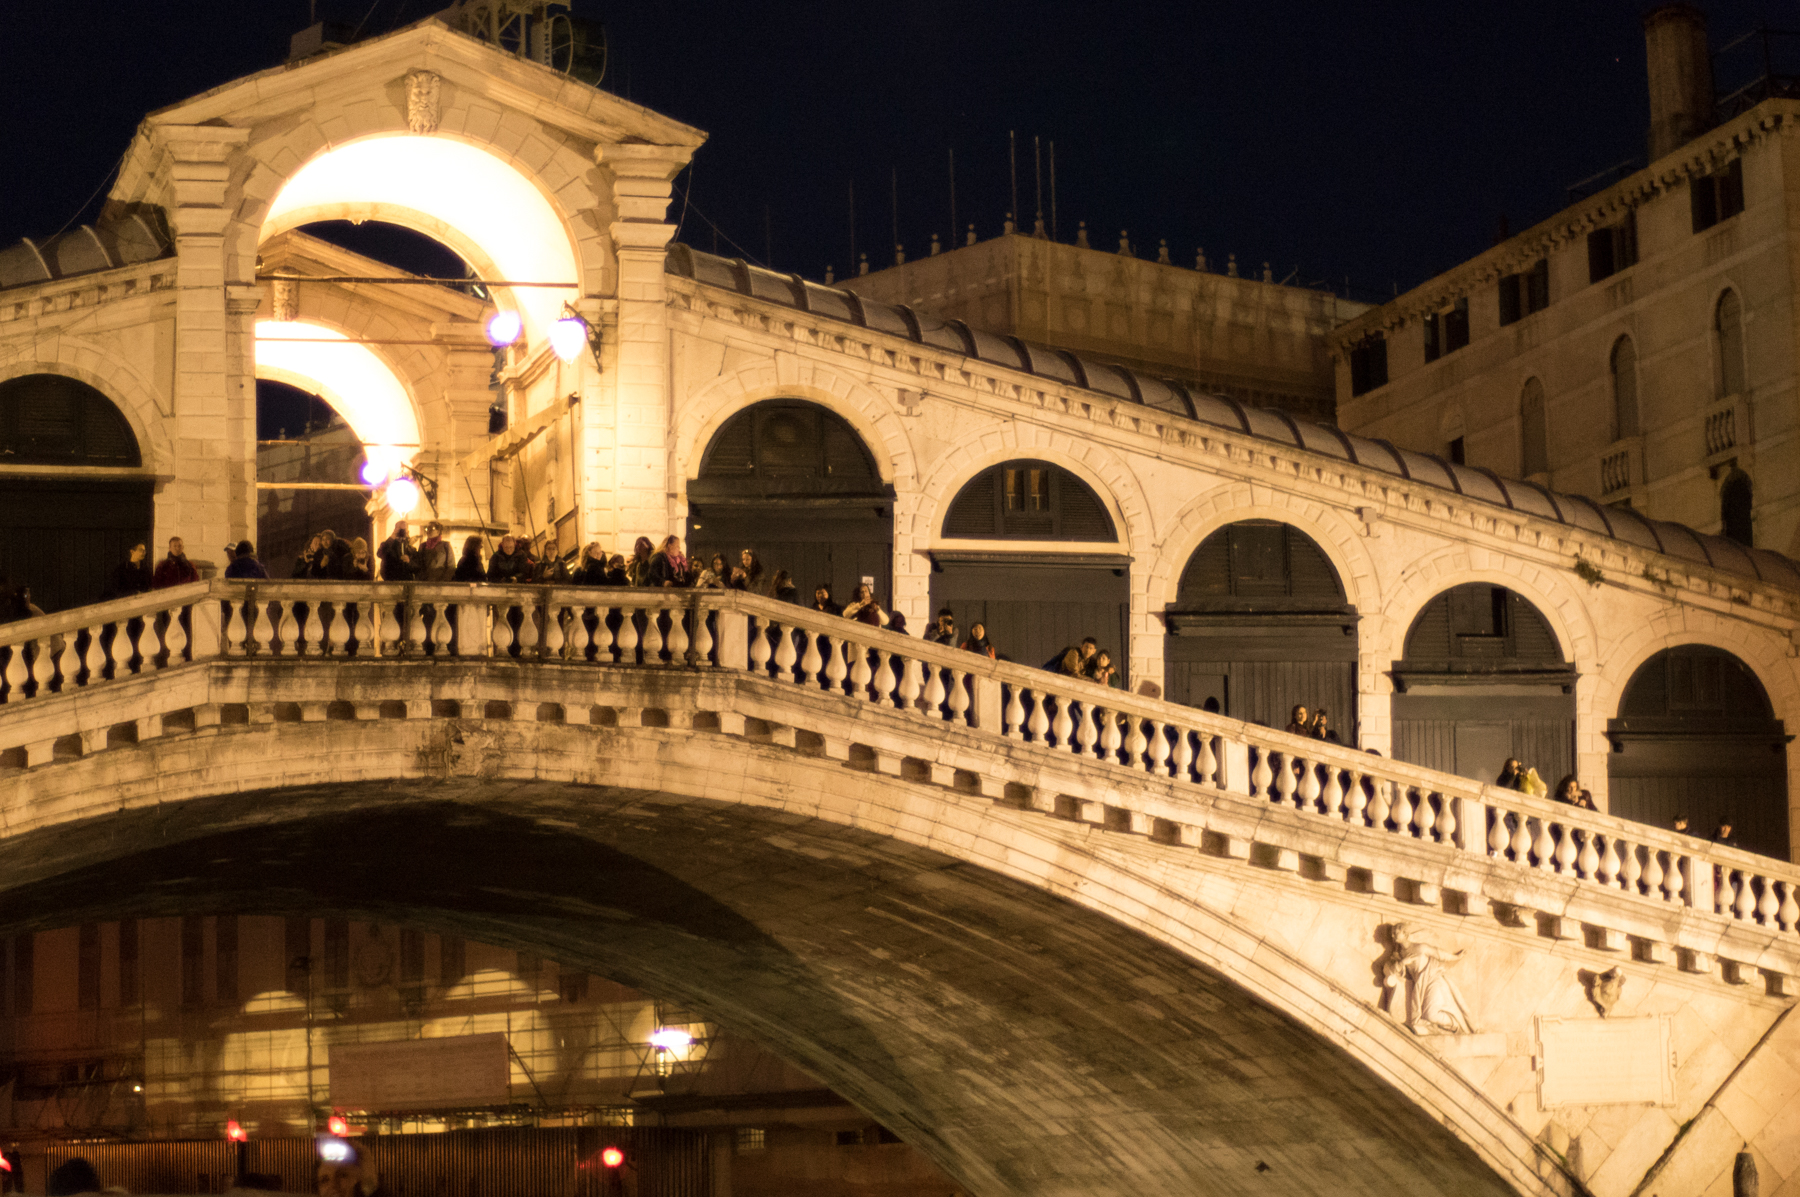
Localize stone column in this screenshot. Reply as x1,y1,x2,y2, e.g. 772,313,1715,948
153,124,256,569
598,143,693,548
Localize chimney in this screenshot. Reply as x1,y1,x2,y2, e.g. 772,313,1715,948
1643,4,1715,160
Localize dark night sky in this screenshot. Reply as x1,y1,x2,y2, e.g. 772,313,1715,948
0,1,1790,301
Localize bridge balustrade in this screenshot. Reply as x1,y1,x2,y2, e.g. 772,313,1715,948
2,579,1797,946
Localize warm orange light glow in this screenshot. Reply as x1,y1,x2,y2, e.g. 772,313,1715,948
255,321,421,461
226,1119,248,1142
262,136,580,345
327,1115,349,1137
601,1147,624,1168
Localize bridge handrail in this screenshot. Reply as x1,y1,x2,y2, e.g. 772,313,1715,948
3,580,1797,942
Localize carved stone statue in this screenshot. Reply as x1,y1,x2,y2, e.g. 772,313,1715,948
271,277,298,323
406,70,442,135
1585,966,1625,1018
1381,922,1477,1035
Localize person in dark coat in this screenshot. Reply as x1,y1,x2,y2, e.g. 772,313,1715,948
771,569,799,604
223,540,268,580
926,608,956,646
486,535,532,584
453,536,486,582
310,531,341,578
960,622,996,659
377,521,415,582
533,533,570,584
646,535,687,587
812,584,842,616
572,542,612,586
414,522,453,582
102,542,153,599
151,536,199,589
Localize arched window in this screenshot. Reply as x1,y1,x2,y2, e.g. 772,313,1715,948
1721,469,1753,546
0,373,141,466
1716,289,1745,398
1520,377,1548,476
942,460,1116,541
1610,336,1638,440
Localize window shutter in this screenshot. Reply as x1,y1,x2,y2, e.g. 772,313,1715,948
943,470,998,537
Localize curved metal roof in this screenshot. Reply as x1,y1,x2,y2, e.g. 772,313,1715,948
0,209,173,293
667,243,1800,593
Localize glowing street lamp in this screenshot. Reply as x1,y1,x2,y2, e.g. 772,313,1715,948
649,1027,692,1077
549,313,589,363
485,309,523,348
385,476,421,517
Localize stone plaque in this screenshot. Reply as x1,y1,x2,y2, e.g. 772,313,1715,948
1535,1015,1674,1109
330,1032,510,1111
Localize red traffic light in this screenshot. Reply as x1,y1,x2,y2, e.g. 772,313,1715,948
600,1146,624,1169
327,1116,349,1136
226,1120,248,1143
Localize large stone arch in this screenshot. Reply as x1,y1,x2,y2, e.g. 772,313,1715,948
254,320,424,454
0,344,176,478
1587,609,1800,854
1374,547,1602,780
0,716,1565,1197
914,423,1157,678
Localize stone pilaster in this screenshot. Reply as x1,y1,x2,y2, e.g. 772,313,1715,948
597,143,692,548
153,124,255,567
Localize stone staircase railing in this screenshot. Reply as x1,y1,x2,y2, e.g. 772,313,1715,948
2,581,1797,969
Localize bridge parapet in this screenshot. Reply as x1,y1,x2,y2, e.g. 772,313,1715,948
3,581,1797,994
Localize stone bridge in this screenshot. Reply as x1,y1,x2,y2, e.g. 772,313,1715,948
1,583,1796,1197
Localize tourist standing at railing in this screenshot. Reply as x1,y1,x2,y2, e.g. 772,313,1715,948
292,535,321,579
101,543,153,600
223,541,268,580
1083,649,1117,688
534,533,570,584
151,537,199,589
1496,758,1524,790
646,536,686,587
572,542,611,586
1048,638,1097,675
770,570,799,604
486,535,532,584
887,610,909,635
927,609,956,646
812,584,842,616
708,553,730,584
739,549,768,595
415,523,453,582
1285,705,1311,735
625,537,654,586
843,584,888,627
377,521,415,582
960,622,996,658
1309,709,1342,744
453,536,486,582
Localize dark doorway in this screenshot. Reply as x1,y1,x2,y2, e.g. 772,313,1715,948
1163,520,1357,734
1720,469,1753,546
1608,646,1789,859
0,374,152,613
255,380,373,574
931,460,1128,680
1391,584,1574,786
686,401,893,606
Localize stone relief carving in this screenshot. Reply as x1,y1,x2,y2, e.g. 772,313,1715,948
1381,922,1477,1035
1582,966,1626,1018
406,70,442,135
271,277,299,323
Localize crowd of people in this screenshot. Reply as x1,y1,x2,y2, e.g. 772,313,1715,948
1283,703,1343,744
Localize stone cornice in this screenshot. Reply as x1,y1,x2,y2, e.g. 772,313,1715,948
667,274,1800,628
1333,100,1800,343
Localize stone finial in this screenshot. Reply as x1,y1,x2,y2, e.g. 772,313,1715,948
966,223,976,246
405,70,442,135
1227,253,1239,278
1262,261,1273,282
1076,221,1089,249
1380,922,1477,1035
858,253,869,276
1004,212,1016,235
1157,239,1170,264
1117,230,1130,255
930,234,941,256
894,243,905,266
1196,247,1208,271
824,264,835,284
271,277,299,323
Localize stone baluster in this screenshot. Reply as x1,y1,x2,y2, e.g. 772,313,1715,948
1733,873,1757,922
1369,777,1392,830
431,606,456,656
1344,771,1368,825
2,644,27,701
404,605,427,655
1250,749,1274,801
224,604,248,656
1197,735,1219,788
163,607,190,665
797,629,822,684
1433,794,1456,844
84,623,108,681
1596,836,1620,887
1146,721,1172,776
1664,852,1685,904
277,605,301,656
379,603,404,655
54,635,80,692
1123,716,1148,772
1777,881,1799,932
1576,831,1599,880
547,605,571,660
1508,810,1532,864
490,608,514,658
1074,703,1099,757
848,638,873,698
615,606,640,665
1296,757,1321,813
1530,819,1556,870
1169,725,1195,781
691,608,714,665
1049,695,1075,751
1487,804,1511,856
748,617,771,674
1003,684,1025,737
1619,839,1643,895
945,670,971,725
1756,875,1780,926
320,604,347,657
872,650,896,705
771,622,797,680
1099,708,1123,765
1641,849,1665,902
1389,783,1414,837
516,603,542,657
896,655,922,712
824,637,849,695
1320,766,1345,818
1274,754,1297,808
30,643,56,695
1026,690,1050,742
664,606,688,665
1413,790,1437,841
566,610,591,662
922,662,947,719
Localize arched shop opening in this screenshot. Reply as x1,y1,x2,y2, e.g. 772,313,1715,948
1163,520,1357,733
255,378,377,573
1608,646,1789,858
0,374,151,613
686,400,894,604
1392,584,1574,786
930,460,1128,677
